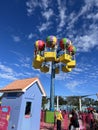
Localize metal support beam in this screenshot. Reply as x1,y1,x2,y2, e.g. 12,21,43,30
79,97,82,111
50,62,55,111
57,96,59,111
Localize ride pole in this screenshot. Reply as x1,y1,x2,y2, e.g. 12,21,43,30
50,61,55,111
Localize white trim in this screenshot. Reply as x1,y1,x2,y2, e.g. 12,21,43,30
37,79,46,96
22,79,46,96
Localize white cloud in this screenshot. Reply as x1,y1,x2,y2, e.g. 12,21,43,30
0,62,35,81
75,28,98,52
26,0,53,32
87,13,98,20
66,80,82,91
38,22,51,32
57,0,67,32
0,73,17,80
25,0,98,53
26,0,51,16
58,9,66,28
12,35,21,42
14,64,20,67
67,17,98,52
0,63,17,80
74,68,83,72
17,56,31,68
42,9,54,21
10,51,31,68
0,63,14,74
84,0,98,6
41,0,50,9
26,0,38,16
55,73,67,80
28,33,33,39
93,13,98,20
66,0,97,30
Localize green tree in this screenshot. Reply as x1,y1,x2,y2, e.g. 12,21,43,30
54,96,67,106
66,96,79,109
42,96,49,110
59,96,67,105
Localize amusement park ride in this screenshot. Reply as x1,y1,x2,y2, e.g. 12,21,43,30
32,36,76,111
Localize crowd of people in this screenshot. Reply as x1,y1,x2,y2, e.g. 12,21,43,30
55,109,98,130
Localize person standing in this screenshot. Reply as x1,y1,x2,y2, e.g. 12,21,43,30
88,110,94,129
69,109,79,130
56,110,63,130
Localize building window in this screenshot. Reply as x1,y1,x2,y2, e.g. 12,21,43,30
25,102,32,118
4,92,22,98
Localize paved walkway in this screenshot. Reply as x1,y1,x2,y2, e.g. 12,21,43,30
40,114,87,130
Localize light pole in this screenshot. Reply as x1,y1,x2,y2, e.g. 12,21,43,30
32,36,76,111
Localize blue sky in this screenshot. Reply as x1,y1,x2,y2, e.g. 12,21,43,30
0,0,98,99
